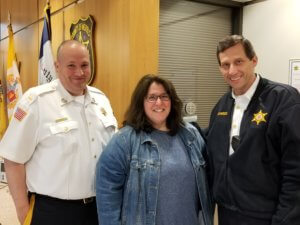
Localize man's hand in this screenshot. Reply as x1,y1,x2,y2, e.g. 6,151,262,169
16,203,30,224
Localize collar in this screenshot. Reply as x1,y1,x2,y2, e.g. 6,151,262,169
56,79,91,106
84,88,97,105
139,122,195,146
232,74,260,102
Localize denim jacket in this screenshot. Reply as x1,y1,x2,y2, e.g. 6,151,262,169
96,123,214,225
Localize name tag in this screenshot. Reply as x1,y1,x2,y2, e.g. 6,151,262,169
217,112,228,116
55,117,68,123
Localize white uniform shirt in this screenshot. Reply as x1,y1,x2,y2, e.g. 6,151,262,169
229,75,260,155
0,79,117,199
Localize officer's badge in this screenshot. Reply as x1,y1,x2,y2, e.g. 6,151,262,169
101,108,107,116
70,15,95,85
252,110,268,125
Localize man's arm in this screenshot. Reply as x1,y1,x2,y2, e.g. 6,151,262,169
272,103,300,225
4,159,29,224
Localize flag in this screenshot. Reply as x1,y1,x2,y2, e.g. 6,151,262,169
0,79,8,139
38,1,56,84
6,24,22,121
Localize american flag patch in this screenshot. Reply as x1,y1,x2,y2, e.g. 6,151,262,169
14,107,27,121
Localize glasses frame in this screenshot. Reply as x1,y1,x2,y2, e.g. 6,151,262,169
145,94,170,103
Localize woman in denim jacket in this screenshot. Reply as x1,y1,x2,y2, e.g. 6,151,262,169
96,74,213,225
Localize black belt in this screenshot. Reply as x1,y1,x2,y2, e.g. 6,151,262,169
29,192,95,204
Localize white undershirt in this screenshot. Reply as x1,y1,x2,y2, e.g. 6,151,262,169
229,75,260,155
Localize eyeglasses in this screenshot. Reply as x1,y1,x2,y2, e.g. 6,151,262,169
145,94,170,103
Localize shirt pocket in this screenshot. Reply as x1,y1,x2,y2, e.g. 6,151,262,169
49,120,78,134
47,121,79,155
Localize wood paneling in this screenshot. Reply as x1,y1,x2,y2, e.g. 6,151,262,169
0,0,159,126
0,0,38,92
129,0,159,99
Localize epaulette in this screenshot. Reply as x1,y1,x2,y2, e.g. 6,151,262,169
88,86,105,95
22,82,56,106
34,82,57,95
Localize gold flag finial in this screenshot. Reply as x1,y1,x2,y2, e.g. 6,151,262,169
8,11,11,25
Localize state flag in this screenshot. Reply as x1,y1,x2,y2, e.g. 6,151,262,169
38,1,56,84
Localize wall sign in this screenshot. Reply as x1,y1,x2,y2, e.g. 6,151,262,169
70,15,95,85
289,59,300,92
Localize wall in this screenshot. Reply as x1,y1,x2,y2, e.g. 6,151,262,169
243,0,300,84
0,0,159,126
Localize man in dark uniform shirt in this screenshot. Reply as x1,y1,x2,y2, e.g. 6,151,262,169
206,35,300,225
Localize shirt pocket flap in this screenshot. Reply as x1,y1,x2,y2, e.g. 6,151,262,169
50,121,79,134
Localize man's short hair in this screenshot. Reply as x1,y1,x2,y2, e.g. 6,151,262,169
216,35,256,65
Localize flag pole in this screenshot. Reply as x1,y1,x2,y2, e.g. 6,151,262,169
8,11,11,25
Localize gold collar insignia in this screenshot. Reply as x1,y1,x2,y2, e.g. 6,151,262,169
101,107,107,116
91,98,98,105
252,110,268,125
61,98,68,104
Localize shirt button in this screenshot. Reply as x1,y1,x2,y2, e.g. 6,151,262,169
236,105,240,109
233,125,237,129
88,122,91,126
91,138,95,142
94,155,97,159
64,127,69,132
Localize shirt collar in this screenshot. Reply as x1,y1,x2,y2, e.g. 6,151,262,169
232,74,260,101
56,79,90,106
84,87,96,105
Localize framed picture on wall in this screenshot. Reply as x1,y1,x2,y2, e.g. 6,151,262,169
289,59,300,92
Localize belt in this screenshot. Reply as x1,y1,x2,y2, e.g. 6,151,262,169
29,192,95,204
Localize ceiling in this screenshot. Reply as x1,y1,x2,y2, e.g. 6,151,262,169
231,0,253,2
190,0,258,7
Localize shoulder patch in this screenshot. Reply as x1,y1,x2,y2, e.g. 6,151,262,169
14,106,27,121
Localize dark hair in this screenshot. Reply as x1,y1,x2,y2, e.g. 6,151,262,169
216,35,256,65
123,74,183,135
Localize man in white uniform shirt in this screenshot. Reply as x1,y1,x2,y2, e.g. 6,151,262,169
0,40,117,225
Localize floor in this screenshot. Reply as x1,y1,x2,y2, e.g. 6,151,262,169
0,182,19,225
